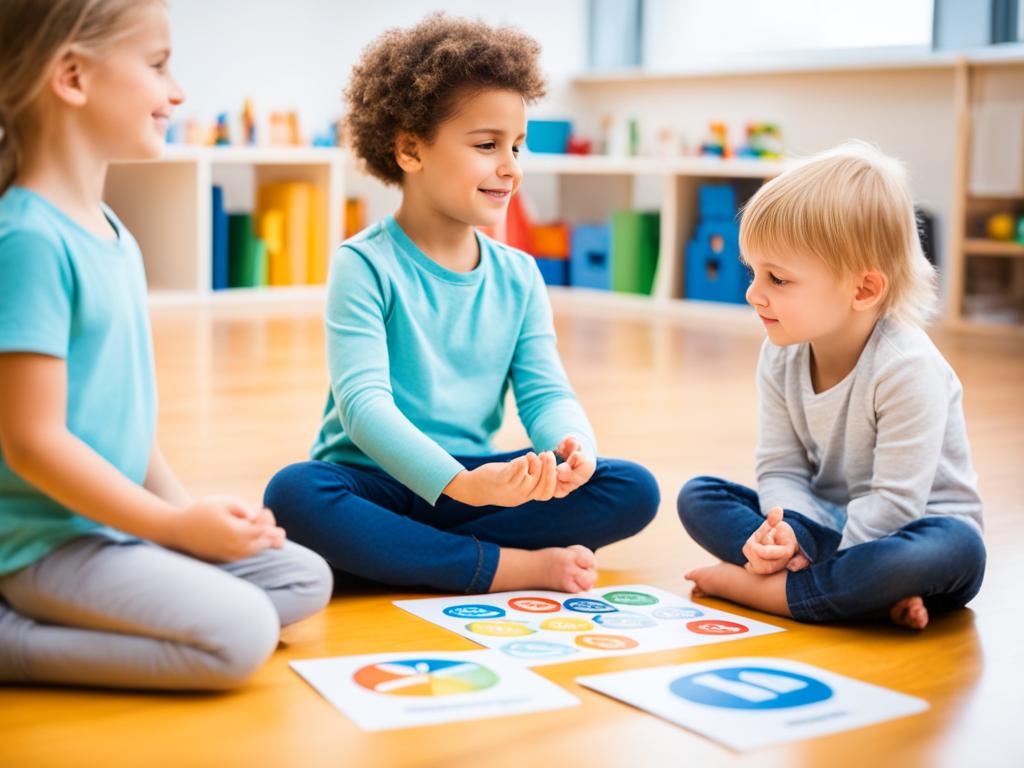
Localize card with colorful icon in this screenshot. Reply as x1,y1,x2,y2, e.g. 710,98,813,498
577,657,928,751
291,650,579,731
393,585,784,666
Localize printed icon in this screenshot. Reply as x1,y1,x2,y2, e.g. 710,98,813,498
508,597,562,613
563,598,617,614
593,612,656,630
576,634,639,651
653,606,704,620
501,641,578,660
353,659,499,697
540,617,595,632
686,620,749,635
467,620,536,637
443,604,505,619
669,666,833,710
604,590,659,606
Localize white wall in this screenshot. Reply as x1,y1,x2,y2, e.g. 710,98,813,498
167,0,587,137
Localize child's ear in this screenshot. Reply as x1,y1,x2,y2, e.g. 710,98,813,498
49,49,88,107
853,269,887,312
394,133,422,173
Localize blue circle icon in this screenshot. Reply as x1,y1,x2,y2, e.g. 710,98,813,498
443,604,505,619
669,666,833,710
593,612,656,629
500,641,578,660
652,606,704,620
563,598,617,614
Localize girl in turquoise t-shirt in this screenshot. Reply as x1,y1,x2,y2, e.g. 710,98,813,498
0,0,330,690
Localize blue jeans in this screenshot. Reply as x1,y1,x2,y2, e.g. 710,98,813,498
677,476,985,622
264,449,659,593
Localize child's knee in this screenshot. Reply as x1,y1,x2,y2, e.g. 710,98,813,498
263,461,324,520
277,543,334,625
606,460,660,533
676,475,722,527
201,587,280,689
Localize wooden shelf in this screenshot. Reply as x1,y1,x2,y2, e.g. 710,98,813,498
963,238,1024,257
520,153,791,178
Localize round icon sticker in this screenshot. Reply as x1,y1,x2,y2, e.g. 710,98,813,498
443,604,505,620
353,658,499,697
669,666,833,710
603,590,659,607
593,612,656,630
575,634,639,651
540,617,595,632
686,619,749,636
501,641,578,660
466,620,535,637
653,606,704,620
508,597,561,613
563,598,617,614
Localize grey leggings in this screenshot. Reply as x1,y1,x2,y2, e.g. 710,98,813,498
0,533,332,690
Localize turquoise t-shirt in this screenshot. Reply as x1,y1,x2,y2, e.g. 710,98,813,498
312,216,597,504
0,187,156,576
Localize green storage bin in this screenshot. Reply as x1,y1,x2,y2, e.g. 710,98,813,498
228,213,269,288
611,210,659,295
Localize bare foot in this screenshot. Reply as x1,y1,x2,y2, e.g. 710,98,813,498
889,596,929,630
490,545,597,593
684,562,792,617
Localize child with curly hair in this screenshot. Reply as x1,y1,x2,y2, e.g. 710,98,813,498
678,142,985,629
264,15,659,594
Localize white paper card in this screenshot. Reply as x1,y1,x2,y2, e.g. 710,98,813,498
394,584,783,666
577,656,929,751
291,650,578,731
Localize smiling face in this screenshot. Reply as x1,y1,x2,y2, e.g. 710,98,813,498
743,246,861,347
76,2,184,159
401,88,526,229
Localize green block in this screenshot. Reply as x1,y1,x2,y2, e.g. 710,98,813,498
228,214,268,288
611,210,659,295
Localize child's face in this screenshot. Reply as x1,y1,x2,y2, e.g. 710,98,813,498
79,3,184,160
743,247,860,346
408,88,526,228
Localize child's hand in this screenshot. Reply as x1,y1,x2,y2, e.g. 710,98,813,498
552,436,596,498
742,506,807,575
166,496,286,563
444,451,557,507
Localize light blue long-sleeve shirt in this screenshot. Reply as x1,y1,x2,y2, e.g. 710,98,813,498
311,216,596,504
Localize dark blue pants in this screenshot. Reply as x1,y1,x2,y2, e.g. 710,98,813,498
677,476,985,622
264,449,659,593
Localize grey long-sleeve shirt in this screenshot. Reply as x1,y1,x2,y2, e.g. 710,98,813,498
755,318,983,550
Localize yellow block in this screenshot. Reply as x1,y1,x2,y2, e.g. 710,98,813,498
257,182,310,285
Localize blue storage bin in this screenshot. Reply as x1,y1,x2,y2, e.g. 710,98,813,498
526,120,572,154
535,256,568,286
684,220,748,304
570,224,611,290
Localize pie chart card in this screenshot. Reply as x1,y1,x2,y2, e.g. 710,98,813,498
394,585,784,666
577,657,928,751
291,650,579,731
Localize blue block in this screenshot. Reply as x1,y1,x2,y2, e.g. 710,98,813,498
570,224,611,290
535,256,568,286
685,220,748,304
211,186,229,291
526,120,572,154
699,185,738,222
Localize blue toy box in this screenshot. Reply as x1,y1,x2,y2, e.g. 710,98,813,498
526,120,572,154
535,256,569,286
684,184,747,304
570,224,611,290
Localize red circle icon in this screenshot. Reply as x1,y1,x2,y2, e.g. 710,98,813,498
508,597,561,613
686,619,749,635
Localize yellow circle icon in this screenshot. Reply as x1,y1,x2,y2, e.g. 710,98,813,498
540,617,595,632
466,620,535,637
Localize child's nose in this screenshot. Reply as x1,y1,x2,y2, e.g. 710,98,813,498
168,76,185,106
745,281,766,307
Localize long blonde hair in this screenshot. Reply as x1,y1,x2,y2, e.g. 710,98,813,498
740,141,938,327
0,0,162,194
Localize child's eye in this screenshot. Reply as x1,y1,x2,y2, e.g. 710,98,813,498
476,142,496,151
512,144,521,155
769,273,788,286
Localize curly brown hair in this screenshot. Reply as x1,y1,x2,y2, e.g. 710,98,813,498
343,13,547,186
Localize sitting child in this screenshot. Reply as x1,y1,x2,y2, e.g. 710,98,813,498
678,142,984,629
264,15,659,594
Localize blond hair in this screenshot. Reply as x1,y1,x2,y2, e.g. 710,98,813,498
0,0,163,194
739,141,938,327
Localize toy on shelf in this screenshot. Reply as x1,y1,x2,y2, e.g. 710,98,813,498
611,210,659,295
241,98,257,145
526,120,572,154
313,119,341,147
530,223,571,286
986,212,1017,241
566,136,592,155
345,197,367,239
269,111,302,146
700,122,732,159
685,184,749,304
737,123,783,159
214,113,231,146
570,224,611,290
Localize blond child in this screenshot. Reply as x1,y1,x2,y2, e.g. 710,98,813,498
0,0,331,689
678,142,984,629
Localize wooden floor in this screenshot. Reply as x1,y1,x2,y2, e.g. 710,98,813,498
2,295,1022,767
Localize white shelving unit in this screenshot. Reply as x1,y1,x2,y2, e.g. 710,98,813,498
104,146,344,305
104,145,784,308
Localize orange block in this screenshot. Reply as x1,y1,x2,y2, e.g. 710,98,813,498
531,223,570,258
257,182,310,285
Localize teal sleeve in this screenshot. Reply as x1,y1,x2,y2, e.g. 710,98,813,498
510,264,597,459
0,230,72,357
325,247,464,504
